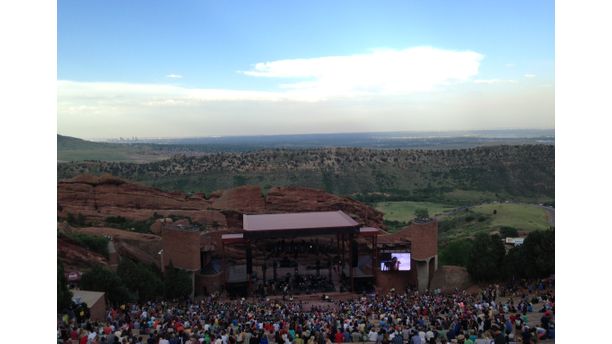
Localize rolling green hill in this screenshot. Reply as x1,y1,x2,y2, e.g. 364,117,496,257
57,135,173,162
58,145,554,205
436,202,552,267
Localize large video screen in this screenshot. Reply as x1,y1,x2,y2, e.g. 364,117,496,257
380,253,411,271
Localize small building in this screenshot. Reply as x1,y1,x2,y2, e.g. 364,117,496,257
505,237,525,246
70,289,106,322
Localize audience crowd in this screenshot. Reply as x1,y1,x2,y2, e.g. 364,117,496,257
58,279,554,344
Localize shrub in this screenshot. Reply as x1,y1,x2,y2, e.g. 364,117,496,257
80,265,133,305
466,233,506,282
64,233,109,258
57,260,73,312
117,258,163,302
499,226,519,238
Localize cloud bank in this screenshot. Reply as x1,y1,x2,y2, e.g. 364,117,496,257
58,47,553,138
241,47,483,99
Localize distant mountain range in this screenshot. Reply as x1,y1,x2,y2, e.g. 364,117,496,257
58,129,554,162
102,129,555,147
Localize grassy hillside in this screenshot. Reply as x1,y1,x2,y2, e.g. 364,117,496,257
438,203,550,242
436,202,552,266
471,203,550,232
375,201,456,222
57,135,172,162
58,145,554,205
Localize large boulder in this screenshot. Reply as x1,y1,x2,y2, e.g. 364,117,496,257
211,185,266,213
265,186,384,228
430,265,472,291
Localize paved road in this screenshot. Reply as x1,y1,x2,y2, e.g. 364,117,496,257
537,205,555,227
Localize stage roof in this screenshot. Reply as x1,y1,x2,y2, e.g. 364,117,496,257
243,211,359,232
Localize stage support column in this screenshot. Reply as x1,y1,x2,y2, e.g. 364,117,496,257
341,233,345,275
349,233,354,292
246,241,253,275
221,240,227,287
372,235,378,283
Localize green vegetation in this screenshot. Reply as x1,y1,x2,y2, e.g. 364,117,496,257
499,226,519,238
117,258,163,302
438,239,473,267
467,233,506,282
437,202,551,273
438,203,549,243
66,212,90,227
74,258,195,306
62,232,109,258
512,229,555,279
472,203,550,232
464,229,555,282
104,215,164,233
442,189,502,204
57,135,170,162
375,201,455,223
59,145,555,205
80,265,133,306
164,262,193,300
383,219,409,232
57,260,73,312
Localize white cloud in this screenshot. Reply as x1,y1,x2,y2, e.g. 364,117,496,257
505,63,516,68
473,79,517,84
240,47,483,99
524,73,537,78
57,80,289,107
57,47,555,138
166,74,183,79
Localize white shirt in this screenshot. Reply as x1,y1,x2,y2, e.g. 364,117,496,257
368,331,378,342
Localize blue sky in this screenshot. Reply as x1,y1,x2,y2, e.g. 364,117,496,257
58,0,554,139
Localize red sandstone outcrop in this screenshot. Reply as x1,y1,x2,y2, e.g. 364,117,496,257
58,175,386,271
58,174,225,226
265,186,384,228
58,235,109,272
58,175,383,230
211,185,266,213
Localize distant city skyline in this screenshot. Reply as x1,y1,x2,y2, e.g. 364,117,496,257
58,0,554,139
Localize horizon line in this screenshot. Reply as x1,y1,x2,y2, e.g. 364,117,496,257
58,128,555,142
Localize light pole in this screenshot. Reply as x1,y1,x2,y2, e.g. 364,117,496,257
158,249,164,273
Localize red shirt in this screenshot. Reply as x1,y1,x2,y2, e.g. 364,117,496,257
334,332,344,343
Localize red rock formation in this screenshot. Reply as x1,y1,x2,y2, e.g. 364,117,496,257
58,176,383,230
265,186,384,228
58,174,224,226
211,185,266,213
58,175,385,268
58,235,109,272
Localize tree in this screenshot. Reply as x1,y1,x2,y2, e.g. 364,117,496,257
521,229,555,278
439,239,473,267
57,260,73,312
80,265,133,305
117,258,163,302
499,226,519,238
467,233,506,282
414,208,430,222
502,245,528,280
164,262,193,300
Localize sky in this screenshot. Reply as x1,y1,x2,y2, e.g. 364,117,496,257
57,0,554,139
